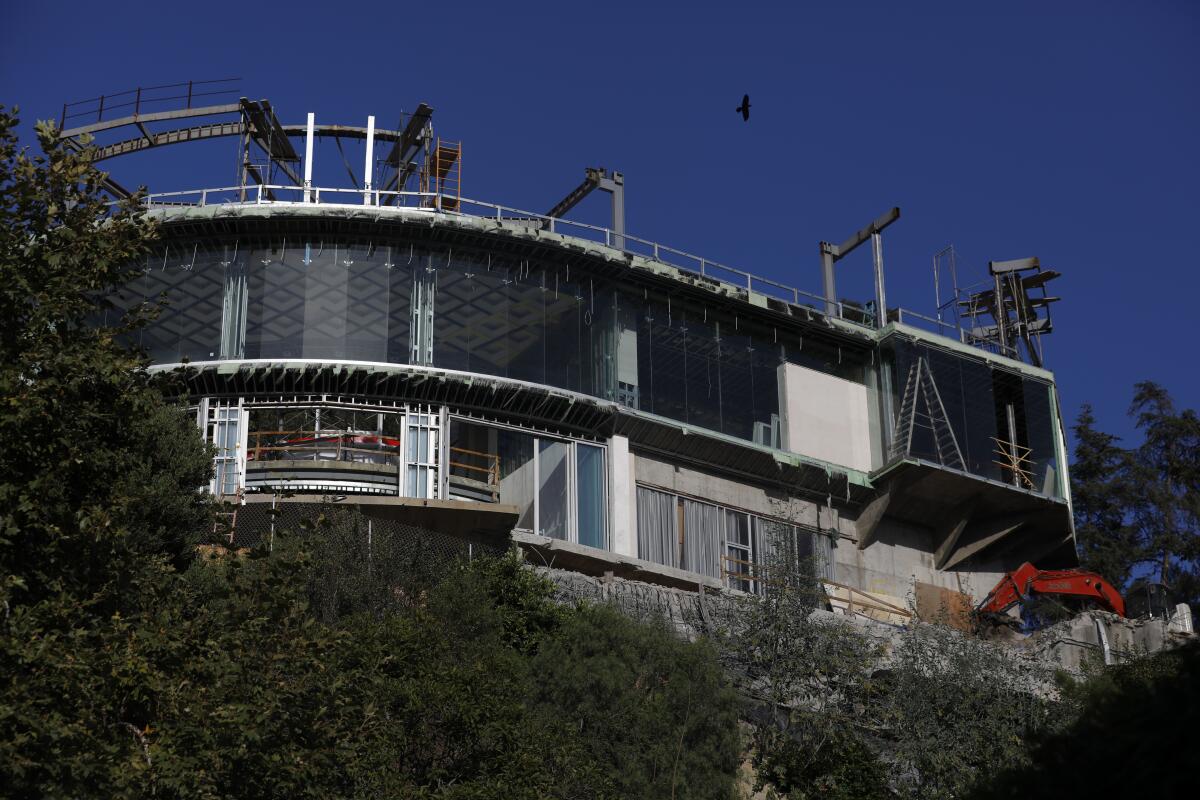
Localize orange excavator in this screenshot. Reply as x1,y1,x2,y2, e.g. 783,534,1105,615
976,562,1125,628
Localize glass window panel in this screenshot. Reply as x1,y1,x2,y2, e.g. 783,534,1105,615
544,268,583,393
575,444,606,549
463,266,512,378
640,299,687,423
537,439,569,540
385,244,413,364
682,498,722,579
583,281,617,400
952,356,1001,480
506,274,547,385
683,315,723,433
450,420,537,528
301,240,349,359
245,241,308,359
726,510,751,546
343,244,389,362
1023,380,1060,497
432,257,473,373
137,243,224,363
499,430,536,530
718,327,780,443
636,487,678,568
783,330,868,384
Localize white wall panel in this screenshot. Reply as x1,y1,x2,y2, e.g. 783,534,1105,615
778,363,873,472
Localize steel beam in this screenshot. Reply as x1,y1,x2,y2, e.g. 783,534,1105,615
546,168,603,218
820,207,900,326
60,102,242,138
281,123,405,143
244,99,299,161
545,167,624,247
837,207,901,258
383,103,433,166
85,121,245,162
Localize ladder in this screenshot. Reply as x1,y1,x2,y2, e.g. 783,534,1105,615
890,356,965,470
212,488,244,545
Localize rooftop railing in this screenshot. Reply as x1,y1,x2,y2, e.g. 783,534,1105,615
132,183,1013,357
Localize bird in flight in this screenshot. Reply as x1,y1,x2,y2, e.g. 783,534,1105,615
736,94,750,121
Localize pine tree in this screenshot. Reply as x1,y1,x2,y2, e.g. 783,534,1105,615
1070,404,1140,587
1127,382,1200,604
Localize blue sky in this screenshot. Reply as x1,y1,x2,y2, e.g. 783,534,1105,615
2,0,1197,448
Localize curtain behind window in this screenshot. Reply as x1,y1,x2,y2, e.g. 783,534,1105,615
683,499,722,578
636,487,678,567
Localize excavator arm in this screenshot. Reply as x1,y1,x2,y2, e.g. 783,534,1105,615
977,562,1125,618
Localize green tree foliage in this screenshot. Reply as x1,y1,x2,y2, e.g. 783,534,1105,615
881,624,1051,800
1071,385,1200,605
730,542,1056,800
972,641,1200,799
1127,381,1200,603
1071,403,1139,587
299,511,740,798
532,605,742,799
0,107,212,608
727,543,891,799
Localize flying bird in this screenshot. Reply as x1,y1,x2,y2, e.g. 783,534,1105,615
736,94,750,121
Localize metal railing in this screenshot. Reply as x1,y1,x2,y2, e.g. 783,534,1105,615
447,446,501,502
60,78,241,129
247,430,399,467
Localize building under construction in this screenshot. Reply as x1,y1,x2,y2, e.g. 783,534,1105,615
64,81,1074,617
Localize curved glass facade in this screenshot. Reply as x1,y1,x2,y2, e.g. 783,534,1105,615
110,231,871,448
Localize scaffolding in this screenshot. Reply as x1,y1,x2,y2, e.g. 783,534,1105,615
421,138,461,211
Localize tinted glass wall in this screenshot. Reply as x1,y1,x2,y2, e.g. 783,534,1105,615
883,337,1062,497
120,231,871,449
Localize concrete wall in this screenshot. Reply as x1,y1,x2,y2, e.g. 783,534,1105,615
833,514,1008,605
778,363,873,472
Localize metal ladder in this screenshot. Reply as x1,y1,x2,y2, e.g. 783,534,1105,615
890,356,965,470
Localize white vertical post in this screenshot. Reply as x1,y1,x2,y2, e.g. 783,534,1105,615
303,112,315,203
363,115,375,205
871,231,887,328
607,435,637,557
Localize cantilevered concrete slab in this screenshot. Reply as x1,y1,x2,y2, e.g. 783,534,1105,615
242,494,519,542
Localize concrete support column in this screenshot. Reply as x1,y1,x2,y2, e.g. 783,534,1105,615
608,435,637,557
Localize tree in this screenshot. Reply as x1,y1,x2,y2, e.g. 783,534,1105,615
726,540,891,799
880,622,1052,800
532,604,743,800
1127,381,1200,603
1071,386,1200,606
972,641,1200,799
0,107,212,609
1071,404,1140,587
727,538,1061,800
